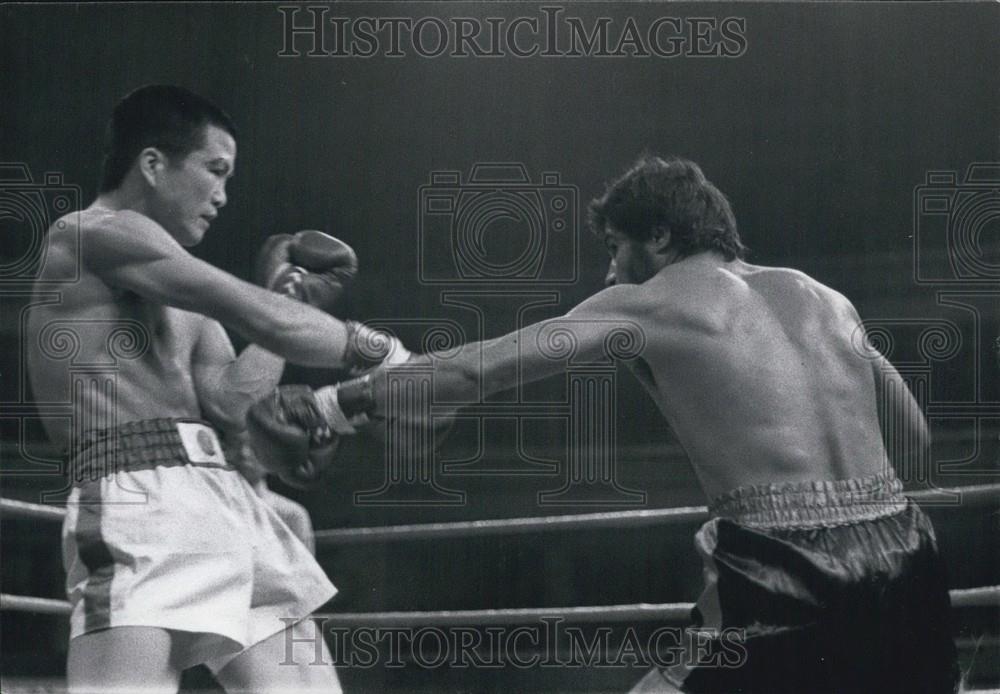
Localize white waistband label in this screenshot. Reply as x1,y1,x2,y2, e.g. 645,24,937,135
176,422,225,465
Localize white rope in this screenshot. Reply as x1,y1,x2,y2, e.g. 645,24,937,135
1,594,72,616
4,483,997,543
950,585,1000,609
0,498,67,522
313,484,1000,545
315,603,694,627
2,586,996,622
312,586,1000,626
318,506,710,545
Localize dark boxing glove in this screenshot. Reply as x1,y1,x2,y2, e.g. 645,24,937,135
339,355,457,450
290,230,358,311
246,385,341,489
255,230,358,313
255,233,298,295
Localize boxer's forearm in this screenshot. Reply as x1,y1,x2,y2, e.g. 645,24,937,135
207,346,287,428
236,294,352,368
427,294,634,405
428,336,523,407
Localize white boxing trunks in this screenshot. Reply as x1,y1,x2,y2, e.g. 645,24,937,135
62,418,336,672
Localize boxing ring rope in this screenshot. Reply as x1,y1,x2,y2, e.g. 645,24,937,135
2,586,998,622
2,484,999,626
1,594,73,616
6,482,997,542
311,482,1000,545
0,497,69,522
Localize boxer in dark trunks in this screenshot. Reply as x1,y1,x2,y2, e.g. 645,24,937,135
254,155,960,693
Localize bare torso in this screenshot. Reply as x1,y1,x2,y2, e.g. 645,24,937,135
617,255,885,499
27,208,208,448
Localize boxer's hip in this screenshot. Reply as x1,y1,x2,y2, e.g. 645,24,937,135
61,417,336,661
67,417,234,483
658,473,959,693
706,471,909,527
695,472,944,631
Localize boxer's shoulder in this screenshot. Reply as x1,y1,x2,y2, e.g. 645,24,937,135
78,207,177,254
76,209,188,284
734,263,847,304
570,282,649,320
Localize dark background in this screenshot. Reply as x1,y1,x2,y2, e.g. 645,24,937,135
1,2,998,691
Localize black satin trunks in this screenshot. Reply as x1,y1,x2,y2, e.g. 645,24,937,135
646,473,959,694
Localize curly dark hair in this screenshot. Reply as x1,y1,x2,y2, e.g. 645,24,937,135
99,85,237,193
588,155,746,261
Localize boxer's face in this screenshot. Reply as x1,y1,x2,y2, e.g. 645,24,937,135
602,226,660,286
152,124,236,246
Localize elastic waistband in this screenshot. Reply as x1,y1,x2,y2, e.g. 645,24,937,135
69,418,233,486
708,472,908,529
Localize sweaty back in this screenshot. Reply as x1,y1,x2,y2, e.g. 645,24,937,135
630,258,887,498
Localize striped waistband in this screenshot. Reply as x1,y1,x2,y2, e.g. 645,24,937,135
708,472,908,529
69,418,234,486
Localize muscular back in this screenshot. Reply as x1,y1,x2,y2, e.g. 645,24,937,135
27,209,206,447
445,252,901,501
624,256,887,498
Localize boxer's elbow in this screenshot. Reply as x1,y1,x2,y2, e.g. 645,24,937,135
200,392,252,434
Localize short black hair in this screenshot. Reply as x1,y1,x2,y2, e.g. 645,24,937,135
588,155,746,261
99,85,236,192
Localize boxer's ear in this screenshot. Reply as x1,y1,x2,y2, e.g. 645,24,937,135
138,147,168,187
650,225,672,254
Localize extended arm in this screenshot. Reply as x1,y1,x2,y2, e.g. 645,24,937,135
244,285,646,459
84,211,350,367
426,285,646,407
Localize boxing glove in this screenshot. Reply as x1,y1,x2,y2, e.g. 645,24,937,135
255,230,358,313
246,384,342,489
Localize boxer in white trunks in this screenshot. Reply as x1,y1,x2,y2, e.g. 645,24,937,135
26,85,398,693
